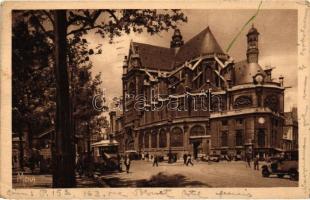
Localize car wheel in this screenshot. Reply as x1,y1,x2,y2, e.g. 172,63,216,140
277,174,284,178
262,168,270,177
289,170,298,181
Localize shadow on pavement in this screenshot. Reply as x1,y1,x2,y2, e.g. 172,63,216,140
100,172,209,187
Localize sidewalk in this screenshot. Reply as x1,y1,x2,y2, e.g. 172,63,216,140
13,172,103,188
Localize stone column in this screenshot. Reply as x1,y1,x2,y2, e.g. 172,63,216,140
183,125,188,151
167,127,171,149
148,131,151,152
156,130,160,151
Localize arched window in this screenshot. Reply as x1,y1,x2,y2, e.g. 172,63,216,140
264,95,279,112
211,95,223,112
190,125,205,137
151,131,157,148
159,129,167,148
170,127,183,147
258,129,265,147
128,82,136,96
221,131,228,147
144,132,149,148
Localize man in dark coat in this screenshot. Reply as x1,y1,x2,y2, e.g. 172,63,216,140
153,155,159,167
183,153,187,165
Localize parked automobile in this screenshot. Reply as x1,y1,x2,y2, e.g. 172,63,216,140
197,153,207,161
125,150,140,160
234,154,242,161
208,154,220,162
261,157,298,181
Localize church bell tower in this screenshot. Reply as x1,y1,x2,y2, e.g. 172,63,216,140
246,25,259,63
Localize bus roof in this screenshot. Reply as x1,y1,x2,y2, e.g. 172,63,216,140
91,139,119,147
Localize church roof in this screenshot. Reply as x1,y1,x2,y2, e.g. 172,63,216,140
174,27,224,65
234,60,267,84
131,42,175,71
130,26,225,71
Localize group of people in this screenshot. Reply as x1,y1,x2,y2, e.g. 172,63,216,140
13,150,52,174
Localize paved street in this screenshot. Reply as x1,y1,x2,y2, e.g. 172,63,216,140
98,160,298,187
13,160,298,188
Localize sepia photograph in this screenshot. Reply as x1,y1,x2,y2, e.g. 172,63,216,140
1,1,309,198
10,7,301,189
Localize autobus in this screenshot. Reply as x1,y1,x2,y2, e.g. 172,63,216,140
91,139,120,172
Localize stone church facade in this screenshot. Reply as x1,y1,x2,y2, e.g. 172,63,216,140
111,25,291,160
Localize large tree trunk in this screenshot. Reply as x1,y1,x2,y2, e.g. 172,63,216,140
52,10,76,187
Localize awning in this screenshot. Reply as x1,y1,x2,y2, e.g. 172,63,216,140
91,139,119,147
125,150,137,153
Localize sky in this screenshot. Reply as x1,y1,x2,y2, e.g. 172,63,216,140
85,9,298,113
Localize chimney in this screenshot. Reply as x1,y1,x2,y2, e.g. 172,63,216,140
279,75,284,87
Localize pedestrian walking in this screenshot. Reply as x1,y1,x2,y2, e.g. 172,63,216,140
183,153,187,165
186,154,194,166
28,156,35,173
153,154,159,167
117,154,123,172
124,155,131,173
254,155,259,170
76,155,83,176
246,154,251,168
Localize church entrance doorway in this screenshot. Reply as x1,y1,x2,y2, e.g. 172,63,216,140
192,141,201,159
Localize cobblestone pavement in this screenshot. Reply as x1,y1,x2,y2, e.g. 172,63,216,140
13,160,298,188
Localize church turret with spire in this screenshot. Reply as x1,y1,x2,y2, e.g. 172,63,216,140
246,24,259,63
170,29,184,48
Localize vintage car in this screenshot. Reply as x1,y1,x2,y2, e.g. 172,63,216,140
208,154,220,162
125,150,140,160
261,157,298,181
91,139,120,172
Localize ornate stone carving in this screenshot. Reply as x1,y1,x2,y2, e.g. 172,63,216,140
233,95,252,108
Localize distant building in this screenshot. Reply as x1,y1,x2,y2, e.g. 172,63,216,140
111,25,296,160
109,98,125,152
282,107,298,151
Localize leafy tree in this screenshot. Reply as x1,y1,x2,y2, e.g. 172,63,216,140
12,19,55,170
68,38,108,156
13,9,187,187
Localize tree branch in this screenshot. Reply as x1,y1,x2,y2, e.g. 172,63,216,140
42,10,55,26
30,12,54,41
104,9,121,27
67,10,104,36
67,24,105,36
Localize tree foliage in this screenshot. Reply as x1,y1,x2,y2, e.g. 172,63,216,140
12,9,187,187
